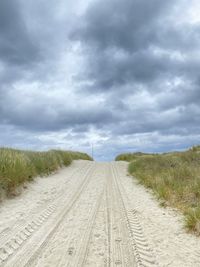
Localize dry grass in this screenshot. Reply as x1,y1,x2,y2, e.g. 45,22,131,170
0,148,92,197
117,146,200,235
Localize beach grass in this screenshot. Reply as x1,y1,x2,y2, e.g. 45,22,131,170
117,146,200,234
0,148,92,197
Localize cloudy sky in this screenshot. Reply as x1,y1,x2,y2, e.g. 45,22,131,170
0,0,200,160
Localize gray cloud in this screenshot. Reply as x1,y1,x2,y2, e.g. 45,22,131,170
0,86,116,131
0,0,39,66
71,0,172,50
70,0,180,89
0,0,200,160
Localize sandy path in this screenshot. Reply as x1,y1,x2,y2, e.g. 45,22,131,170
0,161,200,266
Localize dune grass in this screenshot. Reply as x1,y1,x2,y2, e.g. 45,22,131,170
115,152,154,162
0,148,92,197
117,147,200,235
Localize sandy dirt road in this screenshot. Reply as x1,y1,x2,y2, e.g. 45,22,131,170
0,161,200,267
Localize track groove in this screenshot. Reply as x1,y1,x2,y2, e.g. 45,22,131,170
1,162,159,267
74,185,106,266
1,163,95,267
0,163,89,251
111,163,157,267
21,164,96,267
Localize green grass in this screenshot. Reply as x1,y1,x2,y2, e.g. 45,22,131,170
115,152,154,162
0,148,92,197
116,146,200,235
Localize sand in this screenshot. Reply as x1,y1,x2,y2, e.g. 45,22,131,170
0,160,199,266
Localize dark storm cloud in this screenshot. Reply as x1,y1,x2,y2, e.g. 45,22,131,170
0,0,73,89
0,89,116,131
69,0,200,147
111,107,200,136
0,0,40,67
0,0,200,159
0,0,41,90
70,0,200,114
71,0,180,89
82,50,177,90
71,0,172,51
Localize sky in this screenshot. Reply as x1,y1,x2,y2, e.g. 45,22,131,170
0,0,200,161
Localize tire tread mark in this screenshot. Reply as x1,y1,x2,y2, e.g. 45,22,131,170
105,172,112,267
0,163,93,267
0,204,56,263
75,185,105,267
21,163,96,267
108,164,135,266
111,164,158,267
0,162,89,248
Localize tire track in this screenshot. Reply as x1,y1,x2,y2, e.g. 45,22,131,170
1,162,95,267
1,162,158,267
0,162,91,265
21,162,96,267
0,162,89,251
81,163,136,267
111,163,157,267
105,171,112,267
72,184,105,267
53,165,106,267
79,183,108,267
108,164,136,266
28,162,106,267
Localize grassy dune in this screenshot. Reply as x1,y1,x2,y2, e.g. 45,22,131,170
115,152,152,161
116,147,200,235
0,148,92,197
